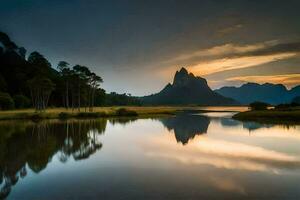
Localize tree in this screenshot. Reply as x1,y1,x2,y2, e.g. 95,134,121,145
0,32,18,50
13,95,31,109
72,65,91,111
18,47,26,59
57,61,71,109
0,92,14,110
104,92,141,106
249,101,269,111
0,74,7,92
27,51,52,76
28,77,55,111
88,73,103,111
57,61,69,72
94,88,106,106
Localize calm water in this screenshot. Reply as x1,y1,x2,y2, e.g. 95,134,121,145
1,110,300,199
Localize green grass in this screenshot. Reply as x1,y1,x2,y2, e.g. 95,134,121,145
0,106,248,121
233,109,300,124
0,106,184,120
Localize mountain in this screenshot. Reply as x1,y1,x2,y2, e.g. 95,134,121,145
141,67,237,105
290,85,300,98
215,83,300,105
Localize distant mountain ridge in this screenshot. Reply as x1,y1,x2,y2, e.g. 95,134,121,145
141,67,237,105
215,82,300,105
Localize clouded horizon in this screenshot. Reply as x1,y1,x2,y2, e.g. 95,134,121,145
1,0,300,96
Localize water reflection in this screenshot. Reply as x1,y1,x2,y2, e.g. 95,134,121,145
160,114,210,145
0,119,106,199
146,116,300,174
1,113,300,199
220,118,274,131
109,117,138,125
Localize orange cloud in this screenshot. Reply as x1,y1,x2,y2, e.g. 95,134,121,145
189,52,297,75
162,40,300,79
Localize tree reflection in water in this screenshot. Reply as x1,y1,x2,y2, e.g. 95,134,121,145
0,119,107,199
160,114,210,145
109,117,138,126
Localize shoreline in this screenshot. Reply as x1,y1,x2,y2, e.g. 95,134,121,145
232,109,300,124
0,107,176,121
0,106,247,121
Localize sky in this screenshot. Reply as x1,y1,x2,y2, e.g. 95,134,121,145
1,0,300,96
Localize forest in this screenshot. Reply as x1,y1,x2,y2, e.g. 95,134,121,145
0,32,141,110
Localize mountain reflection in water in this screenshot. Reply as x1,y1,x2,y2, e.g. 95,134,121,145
160,114,210,145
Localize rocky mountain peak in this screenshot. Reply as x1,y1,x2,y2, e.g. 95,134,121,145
142,67,237,105
173,67,206,88
179,67,188,74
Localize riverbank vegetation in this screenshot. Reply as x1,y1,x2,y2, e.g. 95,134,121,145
0,32,141,112
233,101,300,123
0,106,250,121
233,109,300,123
0,107,183,120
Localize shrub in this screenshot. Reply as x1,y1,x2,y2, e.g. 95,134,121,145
58,112,70,119
275,102,299,110
275,104,290,110
29,113,43,121
249,101,269,111
13,95,30,108
0,92,14,110
115,108,138,116
76,112,106,118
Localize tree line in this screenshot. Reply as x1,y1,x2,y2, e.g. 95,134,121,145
0,31,141,110
57,61,103,111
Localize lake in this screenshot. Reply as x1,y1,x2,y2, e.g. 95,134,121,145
1,109,300,199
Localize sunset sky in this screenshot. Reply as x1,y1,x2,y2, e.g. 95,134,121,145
1,0,300,95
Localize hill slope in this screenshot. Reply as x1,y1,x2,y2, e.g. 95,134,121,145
215,83,300,105
141,68,237,105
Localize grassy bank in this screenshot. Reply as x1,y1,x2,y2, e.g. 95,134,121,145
233,109,300,124
0,106,248,121
0,106,183,120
